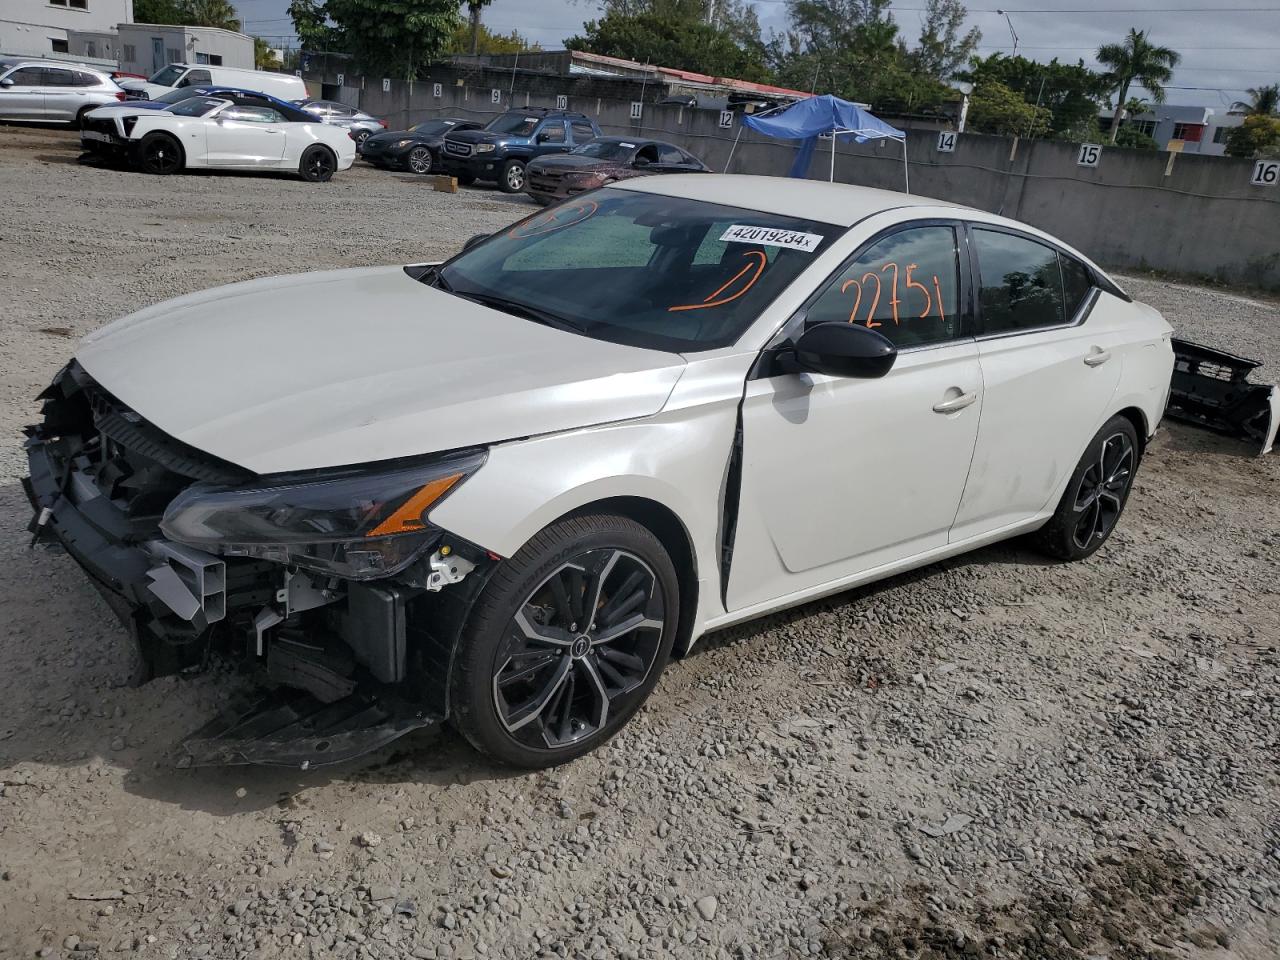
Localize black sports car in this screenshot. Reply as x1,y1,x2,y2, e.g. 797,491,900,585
358,117,481,174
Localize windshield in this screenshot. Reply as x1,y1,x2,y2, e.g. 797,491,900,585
484,114,540,136
149,65,185,87
573,140,635,160
437,189,842,352
169,96,226,117
409,119,455,136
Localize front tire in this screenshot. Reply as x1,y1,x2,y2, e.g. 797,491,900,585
300,145,337,182
137,132,183,175
1035,415,1140,561
498,159,526,193
407,146,433,175
451,514,678,768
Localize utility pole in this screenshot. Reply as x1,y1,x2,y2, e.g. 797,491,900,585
996,9,1019,58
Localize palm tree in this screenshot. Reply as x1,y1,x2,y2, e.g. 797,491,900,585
184,0,242,32
1231,83,1279,116
1096,28,1181,144
467,0,494,56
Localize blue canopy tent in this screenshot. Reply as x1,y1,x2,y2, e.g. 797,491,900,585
727,94,909,193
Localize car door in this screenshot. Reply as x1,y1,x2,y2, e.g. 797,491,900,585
533,120,570,158
39,68,78,121
654,143,695,173
569,119,596,147
949,226,1124,540
726,222,984,611
0,66,46,120
205,105,289,165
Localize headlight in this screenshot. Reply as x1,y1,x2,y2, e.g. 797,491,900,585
160,450,486,580
392,138,415,148
474,143,496,153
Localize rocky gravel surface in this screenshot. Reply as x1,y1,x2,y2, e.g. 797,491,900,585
1,126,1278,960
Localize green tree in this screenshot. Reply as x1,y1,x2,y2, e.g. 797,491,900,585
967,80,1051,137
1231,83,1279,117
1225,113,1280,159
323,0,460,77
466,0,493,56
254,37,282,69
1096,28,1181,144
1113,124,1157,150
133,0,189,23
446,20,538,55
958,53,1111,140
184,0,242,29
288,0,342,51
566,4,769,81
913,0,980,80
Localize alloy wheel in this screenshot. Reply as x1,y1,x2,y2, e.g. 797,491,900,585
408,147,432,175
1071,432,1134,549
505,164,525,191
493,549,665,749
142,139,180,174
305,149,335,181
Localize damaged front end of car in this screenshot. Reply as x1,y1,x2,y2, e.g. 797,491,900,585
23,362,499,768
1166,338,1280,456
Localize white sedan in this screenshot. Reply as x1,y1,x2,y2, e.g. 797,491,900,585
24,176,1173,768
80,92,354,181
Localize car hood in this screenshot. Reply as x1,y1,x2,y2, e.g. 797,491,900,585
364,130,434,147
87,102,170,118
446,129,512,146
530,155,614,173
75,266,686,475
117,80,169,98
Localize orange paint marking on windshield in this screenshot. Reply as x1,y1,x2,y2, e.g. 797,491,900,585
860,271,882,328
668,250,767,312
905,263,932,318
839,277,863,324
507,199,599,240
836,260,948,329
880,262,901,326
932,274,947,326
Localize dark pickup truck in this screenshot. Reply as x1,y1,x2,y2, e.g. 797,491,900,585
441,107,602,193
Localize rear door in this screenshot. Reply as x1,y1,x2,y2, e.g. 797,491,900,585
569,119,596,147
205,104,289,165
950,226,1123,540
40,67,86,121
0,66,46,120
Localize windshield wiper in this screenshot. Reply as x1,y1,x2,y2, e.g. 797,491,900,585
454,290,586,334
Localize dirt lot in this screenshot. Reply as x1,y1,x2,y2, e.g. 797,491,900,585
1,125,1278,960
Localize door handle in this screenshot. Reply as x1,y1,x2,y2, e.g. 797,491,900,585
1084,348,1111,367
932,392,978,414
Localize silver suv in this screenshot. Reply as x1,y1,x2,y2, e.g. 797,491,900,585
0,61,124,127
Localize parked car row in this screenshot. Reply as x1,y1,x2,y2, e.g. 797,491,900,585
354,105,711,203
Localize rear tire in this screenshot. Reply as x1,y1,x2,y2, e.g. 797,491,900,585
137,132,183,175
299,145,337,182
1034,415,1140,561
450,514,679,768
498,159,526,193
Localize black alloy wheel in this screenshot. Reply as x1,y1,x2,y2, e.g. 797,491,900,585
407,145,433,175
494,549,666,749
450,514,679,768
300,146,336,182
1070,431,1135,550
138,133,182,175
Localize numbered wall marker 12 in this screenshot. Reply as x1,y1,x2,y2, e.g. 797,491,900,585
1077,143,1102,167
1251,160,1279,187
936,131,956,153
719,110,734,129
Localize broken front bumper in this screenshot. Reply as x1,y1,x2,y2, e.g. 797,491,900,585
1167,338,1279,456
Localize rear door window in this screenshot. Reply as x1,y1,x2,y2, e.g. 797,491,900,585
538,121,566,143
1060,254,1094,319
570,120,595,143
973,229,1067,334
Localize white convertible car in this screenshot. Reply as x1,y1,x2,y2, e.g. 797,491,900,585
24,177,1173,768
80,92,353,181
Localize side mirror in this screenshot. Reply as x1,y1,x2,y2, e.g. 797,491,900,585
632,156,651,167
463,233,490,251
0,78,13,88
785,321,897,379
535,132,550,143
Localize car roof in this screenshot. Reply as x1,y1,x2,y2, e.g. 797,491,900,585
4,59,107,75
192,88,308,113
614,174,955,226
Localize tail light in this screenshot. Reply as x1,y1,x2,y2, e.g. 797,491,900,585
379,119,388,128
348,130,358,141
115,92,127,101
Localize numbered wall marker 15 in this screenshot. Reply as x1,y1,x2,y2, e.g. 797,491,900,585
1077,143,1102,167
719,110,734,129
630,101,643,120
1251,160,1279,187
556,95,567,110
936,131,956,153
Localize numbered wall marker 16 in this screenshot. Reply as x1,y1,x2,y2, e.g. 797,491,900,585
719,110,734,129
1077,143,1102,167
1251,160,1279,187
936,131,956,153
382,78,390,93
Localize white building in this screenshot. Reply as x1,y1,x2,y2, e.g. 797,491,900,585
114,23,254,75
0,0,133,60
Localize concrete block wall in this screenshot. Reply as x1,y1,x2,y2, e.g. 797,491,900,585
311,64,1280,290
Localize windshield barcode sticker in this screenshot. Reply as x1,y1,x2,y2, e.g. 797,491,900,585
721,225,822,252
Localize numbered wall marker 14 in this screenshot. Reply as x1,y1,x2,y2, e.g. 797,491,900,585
1251,160,1279,187
1077,144,1102,167
936,131,956,153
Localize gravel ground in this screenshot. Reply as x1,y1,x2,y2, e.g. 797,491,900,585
1,126,1278,960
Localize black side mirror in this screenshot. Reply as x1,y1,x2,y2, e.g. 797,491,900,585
785,321,897,379
632,156,651,167
535,132,550,143
463,233,490,251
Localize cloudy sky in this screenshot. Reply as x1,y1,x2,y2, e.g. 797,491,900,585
235,1,1280,110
